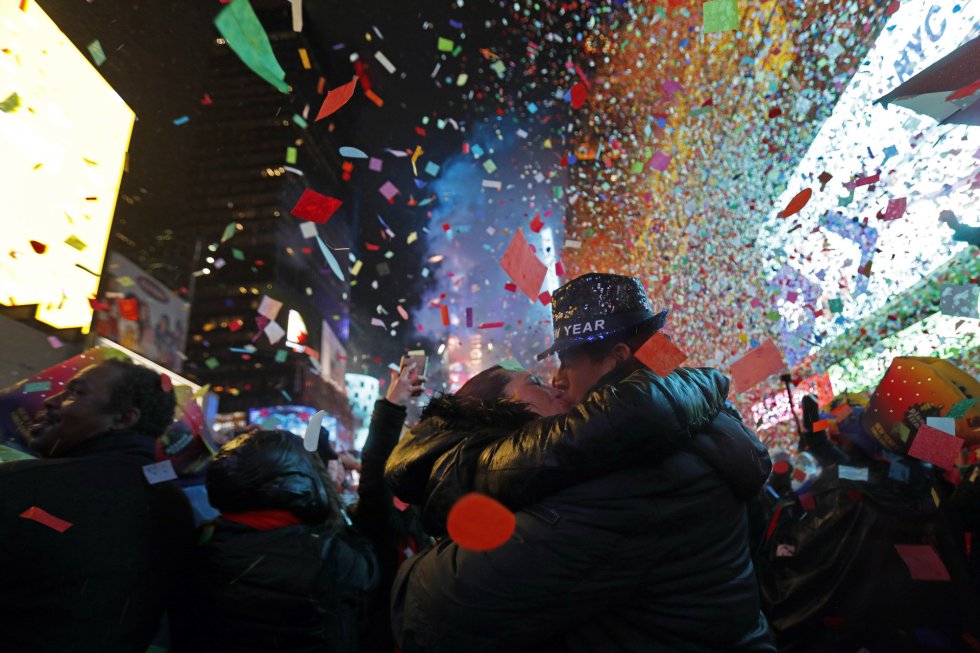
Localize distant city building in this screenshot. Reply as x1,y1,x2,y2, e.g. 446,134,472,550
345,373,380,450
175,4,357,439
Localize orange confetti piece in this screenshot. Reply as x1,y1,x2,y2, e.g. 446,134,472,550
779,188,812,218
446,493,516,552
364,88,384,107
634,331,687,377
20,506,73,532
315,76,358,121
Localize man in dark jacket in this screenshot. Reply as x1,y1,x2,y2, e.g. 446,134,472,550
0,359,195,653
169,429,378,653
392,273,775,653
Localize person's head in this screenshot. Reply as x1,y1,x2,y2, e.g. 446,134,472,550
455,365,570,417
206,429,339,524
28,359,177,457
536,273,668,404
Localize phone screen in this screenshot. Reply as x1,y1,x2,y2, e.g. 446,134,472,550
400,350,427,377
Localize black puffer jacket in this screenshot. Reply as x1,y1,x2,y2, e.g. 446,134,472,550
386,366,739,533
389,365,775,653
170,431,379,653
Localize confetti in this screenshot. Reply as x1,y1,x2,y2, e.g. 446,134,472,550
214,0,289,93
907,425,963,470
634,332,688,377
290,189,342,223
315,77,359,121
499,228,547,301
20,506,73,533
446,493,516,552
895,544,950,581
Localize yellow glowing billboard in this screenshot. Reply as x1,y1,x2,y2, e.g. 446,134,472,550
0,2,134,331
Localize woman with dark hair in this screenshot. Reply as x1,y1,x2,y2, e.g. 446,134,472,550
170,430,378,653
385,361,732,535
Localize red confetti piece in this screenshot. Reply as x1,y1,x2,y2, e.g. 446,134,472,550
200,93,213,106
778,188,812,218
876,196,907,222
767,107,782,118
634,331,687,377
119,298,140,321
159,374,172,392
811,419,830,432
907,425,964,470
772,460,791,475
555,260,565,277
393,497,409,512
29,240,46,254
88,297,110,312
315,76,359,121
947,79,980,102
885,1,901,16
20,506,73,533
538,291,552,306
499,228,547,301
503,282,517,292
895,544,950,581
446,493,516,552
570,82,587,109
397,305,409,321
290,189,342,223
729,339,786,393
529,214,544,233
478,322,505,329
440,305,450,326
798,493,816,511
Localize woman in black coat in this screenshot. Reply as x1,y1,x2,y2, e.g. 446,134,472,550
170,430,379,653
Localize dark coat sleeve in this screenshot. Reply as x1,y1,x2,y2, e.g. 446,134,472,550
686,410,773,501
391,507,617,653
473,367,731,510
352,399,407,525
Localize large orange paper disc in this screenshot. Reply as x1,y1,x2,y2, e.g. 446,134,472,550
446,493,516,552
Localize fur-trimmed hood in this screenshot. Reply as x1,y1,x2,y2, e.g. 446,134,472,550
385,394,536,515
419,393,538,430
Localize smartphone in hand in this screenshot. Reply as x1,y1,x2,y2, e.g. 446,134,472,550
399,350,427,395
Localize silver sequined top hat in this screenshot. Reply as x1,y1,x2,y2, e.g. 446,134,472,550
536,273,668,360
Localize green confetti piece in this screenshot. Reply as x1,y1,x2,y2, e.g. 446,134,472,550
947,398,978,419
214,0,289,94
232,248,245,261
275,350,288,363
64,235,87,251
86,39,107,66
437,37,454,52
497,357,525,372
483,159,497,174
703,0,739,33
23,381,51,393
0,92,22,113
286,146,297,164
828,298,844,313
205,358,220,370
292,113,307,128
221,222,238,243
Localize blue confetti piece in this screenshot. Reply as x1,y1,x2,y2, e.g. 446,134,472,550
172,116,190,126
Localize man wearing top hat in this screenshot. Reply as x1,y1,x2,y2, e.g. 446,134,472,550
391,273,775,653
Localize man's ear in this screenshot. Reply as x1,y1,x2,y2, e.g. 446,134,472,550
116,407,141,430
612,342,632,363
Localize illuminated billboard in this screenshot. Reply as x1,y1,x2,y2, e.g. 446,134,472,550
0,2,134,331
93,253,190,372
756,1,979,366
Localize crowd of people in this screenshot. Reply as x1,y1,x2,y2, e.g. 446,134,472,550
0,272,977,653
